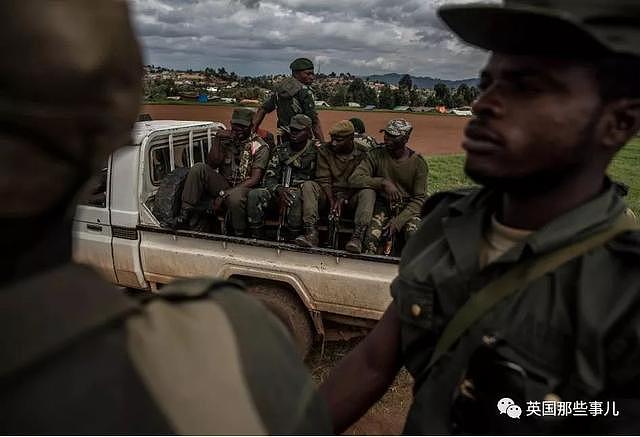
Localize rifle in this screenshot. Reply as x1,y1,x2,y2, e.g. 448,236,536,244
382,203,401,256
327,206,341,250
276,165,292,242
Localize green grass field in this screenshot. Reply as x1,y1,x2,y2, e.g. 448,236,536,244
426,138,640,215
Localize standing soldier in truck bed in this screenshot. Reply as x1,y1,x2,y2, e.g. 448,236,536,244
247,114,319,240
295,120,374,249
349,119,428,254
176,108,270,236
253,58,325,143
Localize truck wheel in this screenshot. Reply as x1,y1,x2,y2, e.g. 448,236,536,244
247,283,315,357
153,167,189,227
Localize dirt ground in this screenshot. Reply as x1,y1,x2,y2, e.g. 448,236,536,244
306,338,414,435
142,104,468,156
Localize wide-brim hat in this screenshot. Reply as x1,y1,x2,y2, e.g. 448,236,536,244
438,1,640,58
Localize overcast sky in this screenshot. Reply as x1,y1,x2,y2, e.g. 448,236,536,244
130,0,492,80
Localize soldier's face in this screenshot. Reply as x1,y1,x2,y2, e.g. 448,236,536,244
231,123,251,141
294,69,315,85
290,126,310,144
330,134,354,153
463,53,603,192
383,132,408,151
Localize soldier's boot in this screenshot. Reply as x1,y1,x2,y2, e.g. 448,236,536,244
345,225,367,254
294,225,319,247
249,226,265,240
172,206,193,230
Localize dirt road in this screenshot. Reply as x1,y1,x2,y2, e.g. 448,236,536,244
307,338,413,435
142,104,468,156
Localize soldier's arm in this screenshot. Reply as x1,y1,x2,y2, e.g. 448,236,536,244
301,88,325,142
319,303,402,434
392,157,428,229
253,94,275,131
347,152,383,189
312,119,325,143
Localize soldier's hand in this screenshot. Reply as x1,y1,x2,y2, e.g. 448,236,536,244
382,179,402,202
330,196,347,217
211,196,225,213
277,187,296,207
383,221,400,236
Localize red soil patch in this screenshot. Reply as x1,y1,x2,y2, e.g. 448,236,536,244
142,104,468,156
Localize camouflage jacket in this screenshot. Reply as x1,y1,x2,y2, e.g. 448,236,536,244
263,139,319,192
213,134,270,186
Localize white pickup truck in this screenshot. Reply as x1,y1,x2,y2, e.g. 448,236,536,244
73,120,398,354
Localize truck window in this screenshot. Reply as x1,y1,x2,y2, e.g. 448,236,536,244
79,167,108,208
150,133,209,185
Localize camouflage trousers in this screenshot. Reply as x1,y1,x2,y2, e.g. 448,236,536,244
364,198,421,255
300,181,376,227
246,186,303,232
181,162,250,235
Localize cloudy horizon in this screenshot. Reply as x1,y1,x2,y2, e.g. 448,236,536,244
130,0,493,80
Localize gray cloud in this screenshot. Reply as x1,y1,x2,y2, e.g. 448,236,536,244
129,0,492,79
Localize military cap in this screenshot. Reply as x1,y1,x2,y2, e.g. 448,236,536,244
289,114,312,130
438,0,640,58
329,120,355,137
289,58,314,72
349,117,366,134
380,119,413,137
231,107,255,127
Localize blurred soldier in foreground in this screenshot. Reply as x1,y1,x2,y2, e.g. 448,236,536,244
295,120,373,249
176,108,269,236
0,1,329,434
350,117,379,150
247,114,319,240
349,119,428,255
321,0,640,434
253,57,325,142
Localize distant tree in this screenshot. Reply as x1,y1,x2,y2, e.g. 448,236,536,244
393,88,409,106
434,82,453,107
378,85,395,109
399,74,413,90
329,85,348,106
347,78,369,106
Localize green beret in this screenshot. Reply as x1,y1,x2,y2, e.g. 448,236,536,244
231,107,255,127
290,58,314,72
289,114,312,130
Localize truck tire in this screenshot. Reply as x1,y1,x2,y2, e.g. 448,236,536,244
153,167,189,227
247,283,315,357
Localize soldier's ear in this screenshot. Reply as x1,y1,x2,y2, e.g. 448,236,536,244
601,98,640,151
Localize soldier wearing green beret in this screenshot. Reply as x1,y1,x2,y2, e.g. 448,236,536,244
0,1,330,434
247,114,319,239
321,0,640,434
176,107,270,236
295,120,374,248
253,57,325,143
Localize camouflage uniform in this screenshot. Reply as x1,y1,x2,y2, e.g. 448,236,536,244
247,139,318,235
354,133,379,150
181,131,269,234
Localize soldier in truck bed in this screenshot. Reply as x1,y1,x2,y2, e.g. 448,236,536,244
253,57,325,143
175,108,270,236
294,120,373,249
247,114,319,240
348,118,428,255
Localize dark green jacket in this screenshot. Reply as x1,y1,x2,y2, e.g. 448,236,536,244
261,77,318,128
392,182,640,434
0,263,330,434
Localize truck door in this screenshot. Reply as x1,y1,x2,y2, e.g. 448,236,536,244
72,159,117,283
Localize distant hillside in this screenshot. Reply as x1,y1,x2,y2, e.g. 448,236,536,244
365,73,479,89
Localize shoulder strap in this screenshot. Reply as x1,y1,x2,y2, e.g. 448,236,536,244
284,140,312,166
427,212,640,370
